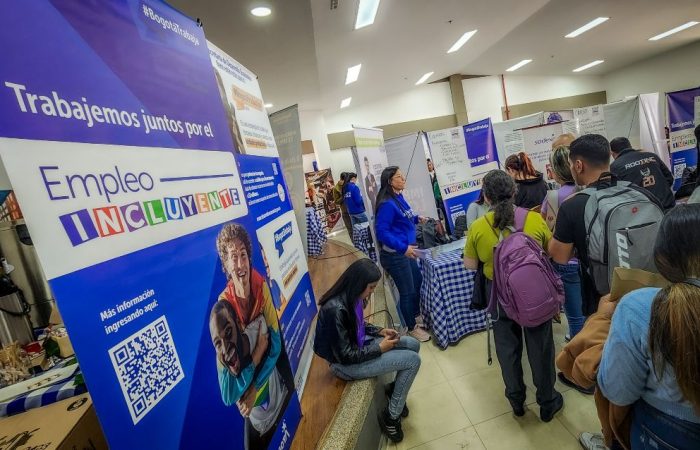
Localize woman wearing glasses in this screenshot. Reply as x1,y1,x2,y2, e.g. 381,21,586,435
374,166,430,342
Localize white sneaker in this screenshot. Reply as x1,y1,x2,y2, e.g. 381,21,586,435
409,325,431,342
579,432,608,450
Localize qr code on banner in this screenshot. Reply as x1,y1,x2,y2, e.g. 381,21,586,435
109,316,184,424
674,163,687,179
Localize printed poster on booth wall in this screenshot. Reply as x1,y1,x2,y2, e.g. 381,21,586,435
304,169,342,234
427,120,498,230
521,122,565,183
0,2,312,449
384,133,438,219
209,42,279,157
353,127,388,216
667,87,700,190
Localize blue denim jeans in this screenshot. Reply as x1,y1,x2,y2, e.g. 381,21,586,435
380,250,422,329
631,400,700,449
349,212,368,226
552,261,585,338
330,336,421,420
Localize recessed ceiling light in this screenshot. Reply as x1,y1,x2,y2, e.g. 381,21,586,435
264,103,273,108
250,6,272,17
340,97,352,108
506,59,532,72
649,21,699,41
346,64,362,85
415,71,434,85
565,17,609,38
447,30,478,53
573,60,604,72
355,0,380,30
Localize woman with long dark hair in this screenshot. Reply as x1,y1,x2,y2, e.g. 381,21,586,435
505,152,548,209
463,170,562,422
544,146,585,339
598,204,700,449
374,166,431,342
313,259,421,443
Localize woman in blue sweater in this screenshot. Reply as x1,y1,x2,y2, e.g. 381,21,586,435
343,172,367,226
596,204,700,449
374,166,430,342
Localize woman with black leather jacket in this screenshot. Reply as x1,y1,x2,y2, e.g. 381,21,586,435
313,259,421,444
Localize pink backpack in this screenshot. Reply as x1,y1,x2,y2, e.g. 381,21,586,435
488,208,564,327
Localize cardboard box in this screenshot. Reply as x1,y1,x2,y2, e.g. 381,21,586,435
53,335,75,359
0,395,107,450
610,267,669,302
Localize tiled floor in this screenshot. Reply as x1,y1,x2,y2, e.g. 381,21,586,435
387,317,600,450
321,234,599,449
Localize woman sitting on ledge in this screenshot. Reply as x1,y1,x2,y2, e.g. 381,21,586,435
313,259,421,443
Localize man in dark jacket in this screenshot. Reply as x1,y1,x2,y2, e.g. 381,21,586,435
609,137,675,210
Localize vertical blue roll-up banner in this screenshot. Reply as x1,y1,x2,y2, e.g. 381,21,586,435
427,120,499,231
666,87,699,190
458,118,500,218
0,1,311,449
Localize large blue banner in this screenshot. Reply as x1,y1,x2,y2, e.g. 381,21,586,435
667,87,699,190
0,1,312,449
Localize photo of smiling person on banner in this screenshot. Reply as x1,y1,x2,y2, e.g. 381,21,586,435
212,222,295,449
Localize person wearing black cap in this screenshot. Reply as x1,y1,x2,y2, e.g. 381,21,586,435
609,137,675,210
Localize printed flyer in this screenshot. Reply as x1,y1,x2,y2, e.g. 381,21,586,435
573,104,607,136
0,2,312,449
667,87,700,190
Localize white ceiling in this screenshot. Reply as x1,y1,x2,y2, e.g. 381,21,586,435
170,0,700,114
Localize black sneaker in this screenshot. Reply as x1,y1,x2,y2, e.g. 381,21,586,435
378,409,404,443
385,382,409,417
540,393,564,423
557,372,595,395
512,403,525,417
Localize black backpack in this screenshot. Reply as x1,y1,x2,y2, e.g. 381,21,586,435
452,215,467,239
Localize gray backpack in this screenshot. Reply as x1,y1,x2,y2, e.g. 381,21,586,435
583,180,664,294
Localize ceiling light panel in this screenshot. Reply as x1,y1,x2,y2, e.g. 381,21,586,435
346,64,362,85
565,17,609,38
506,59,532,72
649,21,699,41
355,0,380,29
447,30,477,53
340,97,352,108
250,7,271,17
264,103,273,108
415,72,434,85
573,60,604,72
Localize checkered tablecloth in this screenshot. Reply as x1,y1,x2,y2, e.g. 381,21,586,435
352,222,377,262
306,207,327,257
419,249,487,348
0,365,87,417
